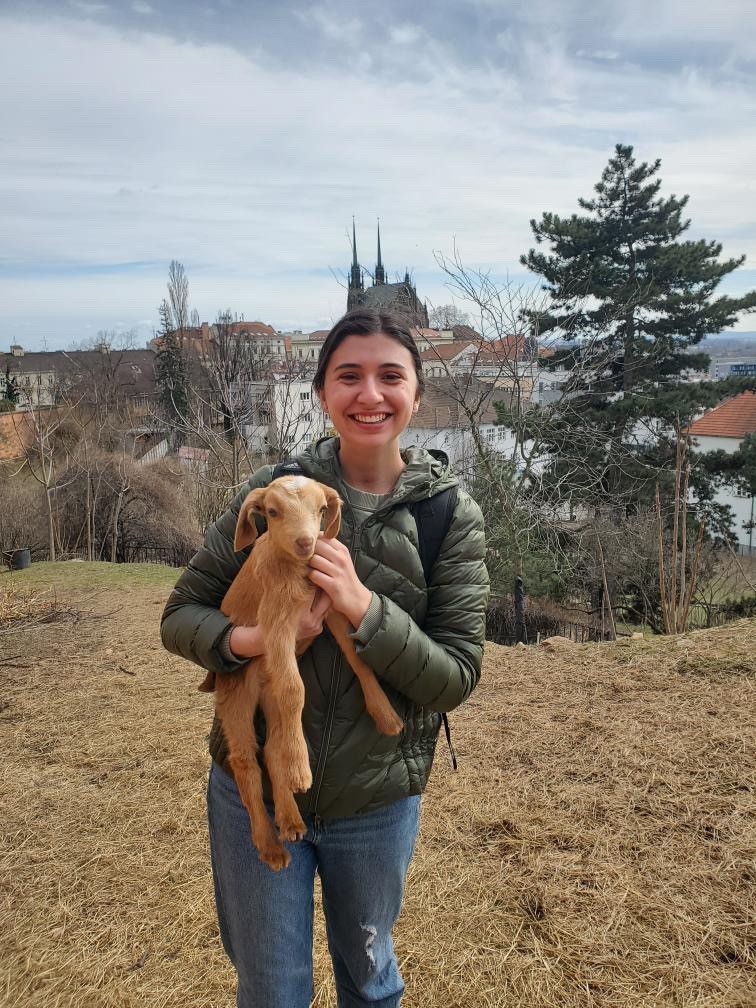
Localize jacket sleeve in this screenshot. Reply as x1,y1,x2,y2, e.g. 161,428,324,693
160,465,274,677
354,490,489,712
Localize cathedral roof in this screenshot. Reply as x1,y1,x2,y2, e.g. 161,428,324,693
358,281,416,308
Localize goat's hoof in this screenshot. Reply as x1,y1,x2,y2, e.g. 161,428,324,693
373,709,404,735
257,839,290,871
277,814,307,843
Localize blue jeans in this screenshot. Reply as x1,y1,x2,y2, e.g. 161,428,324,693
207,761,421,1008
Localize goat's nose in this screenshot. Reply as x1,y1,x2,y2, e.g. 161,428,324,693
296,536,314,553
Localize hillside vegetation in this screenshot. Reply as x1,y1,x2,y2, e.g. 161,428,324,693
1,563,754,1007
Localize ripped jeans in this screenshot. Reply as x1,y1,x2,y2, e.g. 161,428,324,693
207,761,421,1008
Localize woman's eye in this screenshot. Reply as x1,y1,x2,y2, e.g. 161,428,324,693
267,507,278,518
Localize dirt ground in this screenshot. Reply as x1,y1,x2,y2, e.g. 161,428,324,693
1,562,755,1008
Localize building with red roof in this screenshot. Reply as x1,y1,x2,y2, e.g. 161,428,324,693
688,391,756,551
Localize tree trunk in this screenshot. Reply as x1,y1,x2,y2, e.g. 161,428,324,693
45,486,56,562
111,490,125,563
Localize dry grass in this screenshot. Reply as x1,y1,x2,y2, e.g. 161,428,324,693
1,564,755,1007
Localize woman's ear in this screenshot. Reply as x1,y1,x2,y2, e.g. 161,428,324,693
234,487,266,551
322,487,342,539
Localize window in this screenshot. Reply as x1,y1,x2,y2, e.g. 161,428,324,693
300,391,310,400
486,428,495,440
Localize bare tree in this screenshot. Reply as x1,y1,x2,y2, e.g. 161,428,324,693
414,248,680,603
654,425,706,634
428,303,470,330
167,260,190,336
10,405,81,561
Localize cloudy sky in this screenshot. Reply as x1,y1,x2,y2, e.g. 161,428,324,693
2,0,756,350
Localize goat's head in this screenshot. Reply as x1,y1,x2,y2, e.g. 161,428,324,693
234,476,342,560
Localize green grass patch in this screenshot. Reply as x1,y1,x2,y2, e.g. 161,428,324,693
1,560,180,593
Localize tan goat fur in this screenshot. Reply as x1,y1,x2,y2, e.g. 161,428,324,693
200,476,403,870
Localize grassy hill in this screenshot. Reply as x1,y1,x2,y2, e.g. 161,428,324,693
1,563,754,1007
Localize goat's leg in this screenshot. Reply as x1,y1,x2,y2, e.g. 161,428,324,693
326,612,404,735
264,626,312,792
260,683,308,844
215,670,290,871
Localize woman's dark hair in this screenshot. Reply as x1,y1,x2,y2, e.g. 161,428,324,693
312,308,426,396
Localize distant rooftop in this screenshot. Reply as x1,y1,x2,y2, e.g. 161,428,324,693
688,391,756,439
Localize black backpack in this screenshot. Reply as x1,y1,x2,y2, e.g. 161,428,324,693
273,460,459,768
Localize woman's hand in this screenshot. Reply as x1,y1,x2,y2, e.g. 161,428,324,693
229,590,332,657
295,588,332,641
308,537,372,629
228,623,266,659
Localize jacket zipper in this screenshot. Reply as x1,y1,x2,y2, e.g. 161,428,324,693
308,515,362,815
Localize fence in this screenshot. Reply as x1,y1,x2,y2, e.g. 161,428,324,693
123,545,194,567
687,595,756,630
2,546,194,570
486,578,617,647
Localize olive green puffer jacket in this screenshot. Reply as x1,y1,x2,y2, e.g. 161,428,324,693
160,436,489,818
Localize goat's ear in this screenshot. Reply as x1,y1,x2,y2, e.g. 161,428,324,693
322,487,342,539
234,488,266,551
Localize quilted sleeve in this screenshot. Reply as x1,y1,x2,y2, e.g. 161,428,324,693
354,489,489,712
159,465,274,678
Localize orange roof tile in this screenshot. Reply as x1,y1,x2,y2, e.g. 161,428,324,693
419,341,476,361
688,391,756,439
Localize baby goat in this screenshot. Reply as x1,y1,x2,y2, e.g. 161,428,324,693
199,475,403,870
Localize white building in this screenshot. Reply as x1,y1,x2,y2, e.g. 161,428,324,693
709,358,756,381
241,377,327,456
280,329,327,366
399,376,523,476
688,391,756,551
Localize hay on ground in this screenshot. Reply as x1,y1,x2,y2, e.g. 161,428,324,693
0,568,754,1007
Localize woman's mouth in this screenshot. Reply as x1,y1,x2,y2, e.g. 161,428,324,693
351,413,391,425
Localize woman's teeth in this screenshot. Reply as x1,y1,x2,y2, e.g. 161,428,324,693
353,414,389,424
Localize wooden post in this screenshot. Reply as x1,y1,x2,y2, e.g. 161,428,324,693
514,576,527,644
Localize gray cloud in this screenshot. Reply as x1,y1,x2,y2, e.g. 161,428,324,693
0,0,755,348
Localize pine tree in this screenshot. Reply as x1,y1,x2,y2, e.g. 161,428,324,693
521,143,756,511
154,298,189,428
3,364,20,409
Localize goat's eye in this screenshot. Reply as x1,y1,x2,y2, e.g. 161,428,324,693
267,507,278,518
320,505,327,514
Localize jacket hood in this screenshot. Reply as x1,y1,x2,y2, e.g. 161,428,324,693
295,436,457,507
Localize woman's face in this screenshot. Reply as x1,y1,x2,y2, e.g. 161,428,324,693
318,332,419,451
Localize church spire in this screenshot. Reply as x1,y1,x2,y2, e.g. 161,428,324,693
375,218,386,285
349,217,363,292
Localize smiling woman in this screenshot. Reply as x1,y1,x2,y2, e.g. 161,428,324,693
161,307,489,1007
311,310,426,495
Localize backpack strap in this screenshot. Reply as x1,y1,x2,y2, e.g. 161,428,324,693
272,459,304,479
409,484,459,771
408,485,458,584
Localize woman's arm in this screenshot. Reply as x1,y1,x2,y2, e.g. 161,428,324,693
350,491,489,713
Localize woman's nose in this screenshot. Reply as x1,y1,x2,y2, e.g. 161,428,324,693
357,378,382,403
